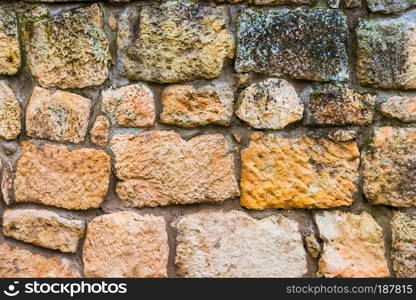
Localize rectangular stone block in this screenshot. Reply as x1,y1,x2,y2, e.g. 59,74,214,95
0,9,20,75
240,132,360,209
235,8,349,82
14,141,111,210
111,131,239,207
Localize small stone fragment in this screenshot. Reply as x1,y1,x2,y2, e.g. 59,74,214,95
83,211,168,278
363,127,416,207
1,159,13,206
344,0,361,7
304,233,322,259
234,73,251,88
0,243,80,278
0,9,20,75
236,8,349,82
327,0,340,8
236,79,304,130
367,0,416,13
111,131,239,207
0,81,21,140
2,141,18,155
356,11,416,89
25,87,91,144
327,128,358,142
380,96,416,122
391,211,416,278
3,209,85,253
14,141,111,210
305,85,375,126
21,4,109,89
160,84,234,127
90,115,109,147
118,0,234,83
315,210,389,278
240,132,360,209
101,84,155,128
175,210,307,278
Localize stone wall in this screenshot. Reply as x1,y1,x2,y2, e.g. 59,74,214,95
0,0,415,278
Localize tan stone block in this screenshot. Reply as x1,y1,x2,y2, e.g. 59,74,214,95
380,96,416,122
0,81,21,140
0,9,20,75
90,115,109,147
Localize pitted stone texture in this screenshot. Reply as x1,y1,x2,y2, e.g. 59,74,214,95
240,132,359,209
363,127,416,207
2,209,85,253
249,0,313,4
0,9,20,75
0,243,80,278
305,85,375,126
90,115,109,147
391,211,416,278
175,210,307,278
22,4,109,89
101,84,155,128
14,141,111,210
236,9,349,82
236,79,304,130
26,87,91,144
356,12,416,90
160,84,234,127
111,131,239,207
315,211,389,278
380,96,416,122
0,81,21,140
367,0,416,13
327,128,358,142
118,0,234,83
83,211,168,278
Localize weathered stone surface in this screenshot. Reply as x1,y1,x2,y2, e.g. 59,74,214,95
83,211,168,278
1,159,13,205
90,115,109,147
391,211,416,278
160,84,234,127
305,85,375,126
240,132,360,209
304,233,321,259
356,12,416,89
175,210,307,278
315,211,389,278
111,131,239,207
235,9,349,82
367,0,416,13
0,243,80,278
118,0,234,83
380,96,416,122
249,0,313,4
0,81,21,140
25,87,91,144
14,141,111,210
363,127,416,207
2,209,85,253
236,79,304,130
0,9,20,75
344,0,362,7
327,128,358,142
21,4,109,89
101,84,155,128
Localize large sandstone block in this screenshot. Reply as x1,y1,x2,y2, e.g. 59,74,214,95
0,9,20,75
235,8,349,82
14,141,111,210
363,127,416,207
356,12,416,89
26,87,91,143
240,132,360,209
101,84,155,128
367,0,416,13
160,84,234,127
118,0,234,83
2,209,85,253
380,96,416,122
315,211,389,278
236,78,304,130
0,81,21,140
21,4,109,89
83,211,168,278
175,210,307,278
0,243,80,278
111,131,239,207
305,84,375,126
391,211,416,278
